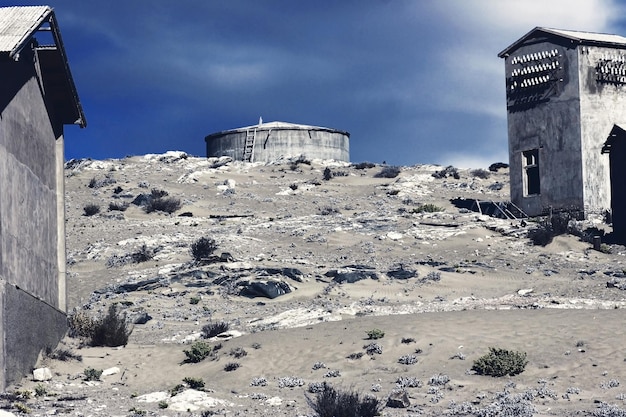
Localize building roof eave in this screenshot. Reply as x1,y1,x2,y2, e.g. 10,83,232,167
498,26,626,58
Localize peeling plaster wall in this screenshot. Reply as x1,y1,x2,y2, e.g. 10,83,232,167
578,45,626,215
505,42,584,216
0,52,67,389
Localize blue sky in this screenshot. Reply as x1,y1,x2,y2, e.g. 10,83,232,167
22,0,626,167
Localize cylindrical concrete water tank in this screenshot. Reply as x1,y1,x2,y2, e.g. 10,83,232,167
205,121,350,162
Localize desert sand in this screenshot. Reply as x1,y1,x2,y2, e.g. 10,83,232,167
6,152,626,417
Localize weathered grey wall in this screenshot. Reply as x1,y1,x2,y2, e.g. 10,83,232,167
206,127,350,162
0,51,67,388
505,42,584,216
578,46,626,215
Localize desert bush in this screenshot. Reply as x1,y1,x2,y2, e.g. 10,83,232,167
88,175,116,189
201,320,229,338
319,206,341,215
190,237,218,262
183,341,213,363
323,167,349,180
470,168,490,179
488,162,509,172
428,373,450,386
230,347,247,358
413,203,444,213
306,382,382,417
401,337,415,344
83,203,100,216
278,376,304,388
353,161,376,170
396,376,422,389
34,384,47,397
108,201,129,211
398,355,418,365
347,352,364,360
67,310,97,339
145,196,181,214
363,343,383,356
90,304,132,347
251,377,267,387
432,165,460,179
374,165,401,178
190,296,200,305
83,367,103,381
312,361,326,370
472,347,528,377
224,362,240,372
593,403,626,417
183,377,205,390
366,329,385,340
324,370,341,378
150,188,168,198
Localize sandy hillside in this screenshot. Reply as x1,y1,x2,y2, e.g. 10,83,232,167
6,152,626,417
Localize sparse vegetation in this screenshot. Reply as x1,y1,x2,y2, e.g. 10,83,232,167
319,206,341,215
413,203,444,213
374,165,401,178
190,237,218,262
201,321,229,338
366,329,385,340
183,341,213,363
182,376,205,390
306,382,383,417
364,342,383,355
145,195,182,214
90,304,132,347
353,161,376,170
472,347,528,377
83,367,103,381
323,167,349,180
398,354,418,365
83,203,100,216
470,168,490,179
224,362,240,371
229,347,247,358
432,165,459,179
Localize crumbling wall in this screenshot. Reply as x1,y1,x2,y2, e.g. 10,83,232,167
505,42,584,216
578,45,626,215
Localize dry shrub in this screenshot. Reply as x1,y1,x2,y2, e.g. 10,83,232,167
306,382,382,417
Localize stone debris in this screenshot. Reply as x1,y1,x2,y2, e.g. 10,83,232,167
32,367,52,381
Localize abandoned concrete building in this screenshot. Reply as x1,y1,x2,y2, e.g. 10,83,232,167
498,27,626,229
0,6,85,388
205,120,350,163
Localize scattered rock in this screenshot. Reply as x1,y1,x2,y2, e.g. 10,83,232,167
326,268,379,283
102,366,121,376
239,280,292,299
517,288,534,296
33,367,52,381
387,389,411,408
387,267,417,280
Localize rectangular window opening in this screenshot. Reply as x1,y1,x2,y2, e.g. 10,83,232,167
523,149,540,196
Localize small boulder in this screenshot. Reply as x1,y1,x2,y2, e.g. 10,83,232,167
386,389,410,408
33,367,52,381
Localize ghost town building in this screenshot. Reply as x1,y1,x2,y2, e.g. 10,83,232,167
498,27,626,231
0,6,85,389
205,120,350,163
